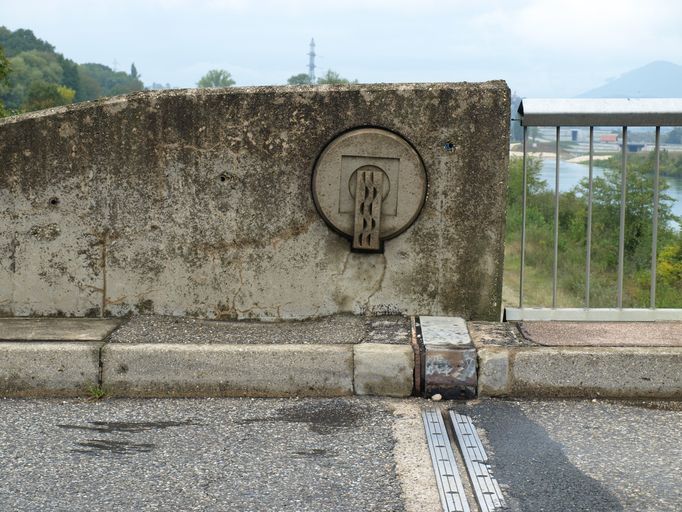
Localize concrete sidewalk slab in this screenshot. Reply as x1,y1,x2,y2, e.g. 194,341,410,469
109,314,411,345
0,318,121,341
101,343,354,397
519,321,682,347
0,342,102,397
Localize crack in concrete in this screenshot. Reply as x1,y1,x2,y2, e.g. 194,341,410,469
337,251,351,278
100,230,108,318
365,254,387,312
9,233,18,314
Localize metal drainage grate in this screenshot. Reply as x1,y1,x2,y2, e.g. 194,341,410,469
422,408,470,512
450,411,508,512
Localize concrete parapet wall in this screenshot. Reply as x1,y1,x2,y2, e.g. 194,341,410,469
0,82,509,320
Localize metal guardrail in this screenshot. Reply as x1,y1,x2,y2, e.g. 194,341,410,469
506,99,682,321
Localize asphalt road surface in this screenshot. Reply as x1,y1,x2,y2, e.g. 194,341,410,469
452,398,682,512
0,396,679,511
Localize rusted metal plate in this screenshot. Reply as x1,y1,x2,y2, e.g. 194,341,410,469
418,316,477,399
425,347,477,399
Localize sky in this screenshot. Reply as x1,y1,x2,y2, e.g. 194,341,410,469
2,0,682,97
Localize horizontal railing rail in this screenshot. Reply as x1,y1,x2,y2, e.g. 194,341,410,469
506,99,682,321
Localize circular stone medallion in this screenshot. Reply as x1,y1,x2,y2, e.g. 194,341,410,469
312,128,427,241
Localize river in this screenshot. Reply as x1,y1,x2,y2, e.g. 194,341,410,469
539,159,682,225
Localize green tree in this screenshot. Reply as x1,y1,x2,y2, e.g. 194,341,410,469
665,127,682,144
75,68,102,101
58,56,80,94
21,81,74,111
0,46,10,81
287,73,312,85
77,63,144,98
658,238,682,299
317,69,357,84
506,153,682,307
507,155,545,210
577,154,679,269
0,27,144,111
0,45,9,116
197,69,235,88
0,27,54,57
0,50,64,110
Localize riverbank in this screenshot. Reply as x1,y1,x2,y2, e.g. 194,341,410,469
509,151,614,163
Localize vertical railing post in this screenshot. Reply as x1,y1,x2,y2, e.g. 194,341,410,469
519,126,528,308
617,126,628,308
552,126,560,309
585,126,594,308
651,126,661,309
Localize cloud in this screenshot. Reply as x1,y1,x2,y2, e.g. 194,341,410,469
3,0,681,96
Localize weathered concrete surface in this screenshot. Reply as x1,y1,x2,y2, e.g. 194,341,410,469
468,320,531,347
109,314,411,344
478,346,682,399
353,344,414,397
477,346,510,396
0,318,120,341
100,343,354,397
519,321,682,347
0,342,101,396
0,82,509,320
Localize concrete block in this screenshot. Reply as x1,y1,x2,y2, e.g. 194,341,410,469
477,347,510,396
0,342,102,397
353,344,414,397
418,316,470,346
510,347,682,399
101,343,354,397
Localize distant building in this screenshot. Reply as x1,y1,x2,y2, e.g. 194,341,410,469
599,134,619,143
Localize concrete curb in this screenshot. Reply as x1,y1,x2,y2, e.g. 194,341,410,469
478,346,682,399
353,344,414,397
101,343,355,398
0,342,102,397
1,317,680,399
99,342,415,398
0,339,416,398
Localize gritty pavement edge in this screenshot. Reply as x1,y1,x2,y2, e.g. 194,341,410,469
390,399,442,512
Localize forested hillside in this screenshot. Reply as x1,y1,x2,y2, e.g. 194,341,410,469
0,27,143,116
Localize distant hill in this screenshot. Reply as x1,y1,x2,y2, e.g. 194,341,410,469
578,61,682,98
0,27,143,115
